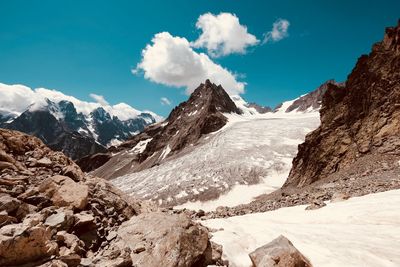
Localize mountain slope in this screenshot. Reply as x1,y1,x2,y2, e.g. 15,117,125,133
285,20,400,187
85,80,242,178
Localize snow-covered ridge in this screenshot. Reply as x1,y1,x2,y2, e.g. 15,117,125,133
0,82,162,122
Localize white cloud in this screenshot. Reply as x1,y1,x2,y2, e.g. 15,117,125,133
90,93,109,106
263,19,290,44
0,82,147,121
160,97,172,106
192,12,259,57
134,32,245,95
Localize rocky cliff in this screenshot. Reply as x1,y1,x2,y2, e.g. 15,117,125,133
285,20,400,187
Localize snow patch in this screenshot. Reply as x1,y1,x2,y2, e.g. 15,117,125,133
160,145,171,160
175,170,287,212
202,190,400,267
130,138,153,154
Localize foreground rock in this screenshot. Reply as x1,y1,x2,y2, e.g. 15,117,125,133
93,212,213,266
0,128,216,266
249,235,312,267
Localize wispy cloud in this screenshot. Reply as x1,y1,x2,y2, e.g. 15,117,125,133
263,19,290,44
160,97,172,106
89,93,109,106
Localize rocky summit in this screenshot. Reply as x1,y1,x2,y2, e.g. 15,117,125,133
0,128,219,267
285,20,400,188
80,79,242,179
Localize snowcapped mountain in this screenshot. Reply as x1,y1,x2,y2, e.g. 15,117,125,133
81,79,242,177
0,83,160,159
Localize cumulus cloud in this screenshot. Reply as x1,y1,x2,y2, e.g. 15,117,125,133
90,93,109,106
191,12,259,57
0,82,146,121
133,32,245,95
263,19,290,44
160,97,172,106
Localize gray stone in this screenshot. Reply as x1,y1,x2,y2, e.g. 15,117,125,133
249,235,312,267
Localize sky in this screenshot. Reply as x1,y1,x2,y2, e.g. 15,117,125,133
0,0,399,116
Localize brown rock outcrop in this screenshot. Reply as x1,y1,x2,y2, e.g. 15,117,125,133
93,212,211,267
0,128,215,266
285,20,400,187
249,235,312,267
39,175,89,210
0,223,58,266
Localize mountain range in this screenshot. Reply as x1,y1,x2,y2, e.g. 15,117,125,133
0,84,160,159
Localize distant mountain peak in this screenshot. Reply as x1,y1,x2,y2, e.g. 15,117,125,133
82,80,242,178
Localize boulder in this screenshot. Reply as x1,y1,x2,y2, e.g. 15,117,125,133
0,210,17,226
39,175,89,210
0,194,21,213
0,223,58,266
37,157,53,167
55,231,86,256
249,235,312,267
62,165,84,182
44,208,74,230
93,212,210,267
73,211,95,227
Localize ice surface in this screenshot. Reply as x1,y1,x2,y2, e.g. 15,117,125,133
112,112,320,207
202,190,400,267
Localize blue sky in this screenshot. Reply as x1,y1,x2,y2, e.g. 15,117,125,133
0,0,399,116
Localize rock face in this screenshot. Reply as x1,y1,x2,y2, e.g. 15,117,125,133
0,128,215,266
249,235,312,267
84,79,242,179
285,80,344,113
285,20,400,187
0,98,157,160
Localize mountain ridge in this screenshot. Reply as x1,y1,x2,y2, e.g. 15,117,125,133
0,84,159,159
285,20,400,188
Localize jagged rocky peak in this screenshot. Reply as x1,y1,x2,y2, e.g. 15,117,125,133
168,79,241,121
84,80,241,178
140,79,241,162
284,20,400,188
381,19,400,53
90,106,111,122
